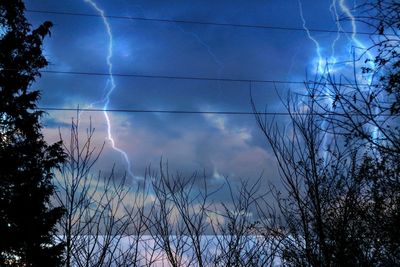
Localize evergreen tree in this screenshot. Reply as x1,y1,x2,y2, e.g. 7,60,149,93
0,0,65,266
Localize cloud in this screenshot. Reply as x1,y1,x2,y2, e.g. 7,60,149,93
27,0,362,201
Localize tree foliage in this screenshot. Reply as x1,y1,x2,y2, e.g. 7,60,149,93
54,115,281,266
253,0,400,266
0,1,65,266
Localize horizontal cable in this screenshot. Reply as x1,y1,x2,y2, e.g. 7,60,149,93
40,107,282,115
26,9,376,36
38,107,392,117
32,69,371,87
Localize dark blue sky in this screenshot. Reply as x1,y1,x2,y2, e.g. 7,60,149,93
25,0,373,185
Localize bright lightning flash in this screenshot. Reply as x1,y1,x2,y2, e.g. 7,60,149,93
335,0,378,139
84,0,134,179
298,0,325,75
297,0,378,152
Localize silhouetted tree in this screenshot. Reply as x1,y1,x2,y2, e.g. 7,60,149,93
318,2,400,262
320,0,400,154
146,164,280,266
0,1,65,266
54,116,157,267
253,0,400,266
254,92,365,266
55,116,281,266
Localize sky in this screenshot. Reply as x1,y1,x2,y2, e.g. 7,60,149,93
24,0,374,189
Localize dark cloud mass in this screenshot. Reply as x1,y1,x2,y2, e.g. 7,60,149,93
26,0,370,186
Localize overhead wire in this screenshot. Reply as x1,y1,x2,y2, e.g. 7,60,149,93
25,9,378,36
2,69,371,87
40,107,289,115
38,107,393,117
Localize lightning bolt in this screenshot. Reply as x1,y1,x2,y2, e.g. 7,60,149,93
334,0,378,139
329,1,342,69
177,26,224,73
298,0,379,148
84,0,134,179
297,0,350,155
336,0,375,80
298,0,325,75
297,0,340,136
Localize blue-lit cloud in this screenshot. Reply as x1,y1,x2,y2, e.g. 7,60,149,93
26,0,376,185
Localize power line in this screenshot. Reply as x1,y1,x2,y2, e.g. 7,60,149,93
39,107,391,117
40,107,274,115
40,69,302,84
36,69,370,87
26,9,376,36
